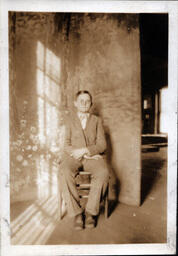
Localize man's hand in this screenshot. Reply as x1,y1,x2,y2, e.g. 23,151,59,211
70,148,90,160
84,154,102,160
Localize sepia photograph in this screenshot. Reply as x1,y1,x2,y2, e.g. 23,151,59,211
0,1,177,255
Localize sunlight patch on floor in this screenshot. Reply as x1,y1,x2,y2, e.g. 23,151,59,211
11,196,66,245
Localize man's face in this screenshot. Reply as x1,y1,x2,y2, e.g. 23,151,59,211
74,93,92,113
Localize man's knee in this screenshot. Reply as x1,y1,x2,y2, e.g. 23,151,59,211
59,160,75,178
93,167,109,183
60,155,82,178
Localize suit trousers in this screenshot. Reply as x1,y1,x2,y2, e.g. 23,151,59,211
59,154,109,217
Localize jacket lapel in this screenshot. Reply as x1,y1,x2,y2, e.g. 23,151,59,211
72,110,83,130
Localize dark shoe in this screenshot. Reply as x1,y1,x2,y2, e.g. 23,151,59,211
74,214,84,230
85,212,95,229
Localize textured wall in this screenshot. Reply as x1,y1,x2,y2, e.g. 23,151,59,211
63,14,141,205
9,13,141,206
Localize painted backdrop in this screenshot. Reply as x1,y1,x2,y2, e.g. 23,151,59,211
9,13,141,206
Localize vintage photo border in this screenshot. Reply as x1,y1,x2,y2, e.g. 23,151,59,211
0,0,177,255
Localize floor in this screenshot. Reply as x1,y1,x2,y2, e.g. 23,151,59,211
10,147,167,245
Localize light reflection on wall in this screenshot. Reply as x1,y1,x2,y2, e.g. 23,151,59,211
36,41,63,199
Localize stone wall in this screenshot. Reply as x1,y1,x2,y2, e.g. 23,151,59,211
9,12,141,206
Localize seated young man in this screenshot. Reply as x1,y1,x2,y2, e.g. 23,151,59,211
59,90,109,230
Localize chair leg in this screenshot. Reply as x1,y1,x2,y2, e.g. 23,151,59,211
58,192,62,220
58,181,63,220
104,184,109,219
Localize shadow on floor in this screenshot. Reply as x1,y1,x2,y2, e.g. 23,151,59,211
108,200,118,217
141,156,166,204
99,199,118,219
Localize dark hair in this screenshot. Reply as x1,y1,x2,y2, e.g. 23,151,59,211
75,90,92,103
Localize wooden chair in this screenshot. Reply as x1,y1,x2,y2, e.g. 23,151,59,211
58,170,109,220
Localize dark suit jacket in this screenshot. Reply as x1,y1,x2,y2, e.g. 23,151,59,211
64,111,107,156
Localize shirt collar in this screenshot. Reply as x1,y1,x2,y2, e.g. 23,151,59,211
77,112,90,118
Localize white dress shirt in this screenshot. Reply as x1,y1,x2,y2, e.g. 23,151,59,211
77,112,90,130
